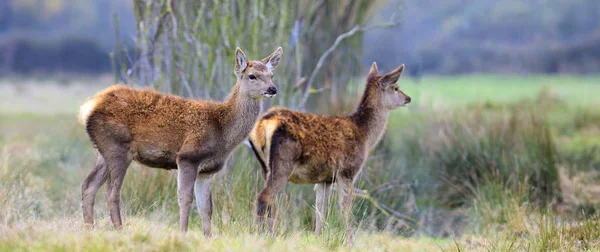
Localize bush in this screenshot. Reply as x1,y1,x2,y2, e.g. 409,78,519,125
396,108,561,207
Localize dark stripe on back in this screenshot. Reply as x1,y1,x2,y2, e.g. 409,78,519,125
261,111,278,120
249,140,268,176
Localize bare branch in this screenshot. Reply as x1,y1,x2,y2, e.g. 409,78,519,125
297,14,401,110
331,186,409,219
298,25,359,110
175,62,194,97
328,185,428,234
361,12,399,31
293,76,307,90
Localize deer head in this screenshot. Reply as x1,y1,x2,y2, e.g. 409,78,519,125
234,47,283,100
366,62,411,110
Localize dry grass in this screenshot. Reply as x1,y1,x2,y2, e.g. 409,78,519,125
0,218,458,252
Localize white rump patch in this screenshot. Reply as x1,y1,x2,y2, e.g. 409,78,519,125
78,98,98,125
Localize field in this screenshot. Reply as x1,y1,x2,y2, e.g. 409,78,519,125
1,75,600,251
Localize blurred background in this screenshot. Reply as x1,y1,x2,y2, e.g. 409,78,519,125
2,0,599,75
1,0,600,250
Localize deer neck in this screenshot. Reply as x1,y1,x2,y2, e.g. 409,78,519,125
349,85,390,149
221,83,262,147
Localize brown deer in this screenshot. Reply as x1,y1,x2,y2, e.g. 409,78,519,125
79,47,283,236
248,62,410,234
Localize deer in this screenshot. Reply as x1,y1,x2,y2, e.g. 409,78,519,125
79,47,283,236
248,62,410,235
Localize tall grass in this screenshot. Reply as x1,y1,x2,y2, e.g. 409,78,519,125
392,108,561,208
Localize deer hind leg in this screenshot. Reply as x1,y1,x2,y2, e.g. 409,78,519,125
337,177,355,238
256,162,292,233
314,182,332,235
103,146,132,229
255,127,300,233
81,149,108,227
256,140,298,232
104,172,112,211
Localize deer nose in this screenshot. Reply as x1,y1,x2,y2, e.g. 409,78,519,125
267,86,277,95
405,96,411,104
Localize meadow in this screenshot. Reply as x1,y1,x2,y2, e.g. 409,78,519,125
1,74,600,251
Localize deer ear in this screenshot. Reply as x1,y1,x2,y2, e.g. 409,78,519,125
367,62,379,82
262,47,283,72
380,64,404,86
234,47,248,76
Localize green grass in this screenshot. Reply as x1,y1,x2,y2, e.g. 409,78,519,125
2,75,600,251
399,74,600,107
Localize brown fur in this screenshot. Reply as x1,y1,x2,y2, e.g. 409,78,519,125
80,47,283,236
249,62,410,234
253,108,364,184
84,84,257,170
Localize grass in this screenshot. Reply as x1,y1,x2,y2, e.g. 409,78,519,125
399,74,600,108
2,74,600,251
0,219,456,251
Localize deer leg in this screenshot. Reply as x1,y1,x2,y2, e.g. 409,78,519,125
176,159,199,232
256,158,293,233
81,150,108,227
337,178,354,233
104,172,112,210
194,173,214,236
314,182,332,236
104,148,132,229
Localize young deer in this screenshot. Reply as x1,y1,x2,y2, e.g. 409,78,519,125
79,47,283,236
248,62,410,234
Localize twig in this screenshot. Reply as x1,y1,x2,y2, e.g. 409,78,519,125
298,25,359,110
175,62,194,97
293,77,307,90
330,186,423,232
361,12,399,31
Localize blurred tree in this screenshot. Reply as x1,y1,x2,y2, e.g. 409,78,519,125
363,0,600,74
123,0,384,111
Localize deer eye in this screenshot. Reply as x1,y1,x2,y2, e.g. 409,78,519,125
394,87,399,92
249,74,256,80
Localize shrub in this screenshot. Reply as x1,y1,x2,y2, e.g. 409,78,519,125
396,108,562,207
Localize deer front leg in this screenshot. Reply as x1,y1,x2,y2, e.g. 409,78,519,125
177,158,199,232
195,173,215,236
102,146,132,230
337,178,354,233
314,183,332,236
